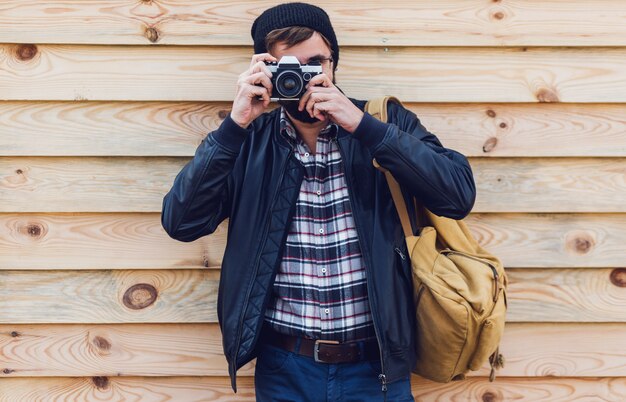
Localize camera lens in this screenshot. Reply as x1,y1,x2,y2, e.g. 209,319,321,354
275,70,303,98
283,77,297,90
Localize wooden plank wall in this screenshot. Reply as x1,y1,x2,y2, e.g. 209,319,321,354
1,1,626,400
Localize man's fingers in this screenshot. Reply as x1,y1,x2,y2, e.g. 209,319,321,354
250,53,277,69
312,101,332,121
305,92,330,117
305,93,317,116
298,90,312,111
306,73,332,88
299,86,334,111
245,71,273,91
245,84,270,103
251,61,273,78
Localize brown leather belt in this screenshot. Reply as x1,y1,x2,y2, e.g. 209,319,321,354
260,327,380,364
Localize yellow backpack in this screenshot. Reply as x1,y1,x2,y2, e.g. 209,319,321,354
366,96,508,383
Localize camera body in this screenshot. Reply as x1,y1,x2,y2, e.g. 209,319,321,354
266,56,323,101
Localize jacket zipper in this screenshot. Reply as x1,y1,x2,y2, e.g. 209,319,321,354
335,138,387,396
232,148,294,389
394,247,406,260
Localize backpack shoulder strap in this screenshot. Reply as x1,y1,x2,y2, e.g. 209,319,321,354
364,96,402,123
367,96,414,237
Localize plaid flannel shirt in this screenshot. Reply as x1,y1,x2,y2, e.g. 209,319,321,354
264,108,376,342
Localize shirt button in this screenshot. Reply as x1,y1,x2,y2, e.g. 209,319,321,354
321,268,327,274
324,308,330,314
319,228,324,234
316,190,322,196
304,152,309,157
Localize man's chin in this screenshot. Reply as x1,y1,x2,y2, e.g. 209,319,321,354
280,101,320,124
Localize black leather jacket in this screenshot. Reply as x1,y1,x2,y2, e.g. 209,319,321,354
161,98,476,392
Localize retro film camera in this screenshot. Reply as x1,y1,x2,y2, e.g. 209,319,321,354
265,56,323,101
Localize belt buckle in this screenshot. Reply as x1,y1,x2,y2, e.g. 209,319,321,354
314,339,340,363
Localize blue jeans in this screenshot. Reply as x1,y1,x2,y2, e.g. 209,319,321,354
254,341,414,402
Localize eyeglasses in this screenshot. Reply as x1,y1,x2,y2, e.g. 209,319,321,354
305,56,333,67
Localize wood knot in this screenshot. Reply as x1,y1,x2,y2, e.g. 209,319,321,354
123,283,158,310
92,376,109,390
565,231,595,255
536,88,560,103
15,44,38,61
218,109,230,119
610,269,626,287
486,109,496,118
483,137,498,153
27,224,42,237
6,167,29,186
482,391,498,402
573,238,592,253
492,11,505,20
499,122,507,128
3,368,15,374
10,331,19,337
19,222,47,240
145,27,159,43
92,336,111,351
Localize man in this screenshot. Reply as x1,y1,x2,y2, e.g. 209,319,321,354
162,3,476,401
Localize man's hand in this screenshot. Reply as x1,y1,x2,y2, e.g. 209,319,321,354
230,53,277,129
297,74,364,133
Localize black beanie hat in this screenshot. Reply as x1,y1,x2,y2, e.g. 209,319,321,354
251,2,339,68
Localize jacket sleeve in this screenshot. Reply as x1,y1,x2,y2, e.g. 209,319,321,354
161,114,250,242
352,102,476,220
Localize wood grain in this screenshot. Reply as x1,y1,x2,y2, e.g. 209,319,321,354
470,157,626,213
414,103,626,158
0,376,257,402
2,376,626,402
506,268,626,322
2,101,626,157
410,377,626,402
0,323,254,377
1,268,625,324
0,269,220,324
3,45,626,102
466,213,626,268
1,323,625,377
0,213,225,270
2,213,626,270
2,157,626,213
0,157,184,212
2,1,626,46
0,101,230,157
481,323,626,378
